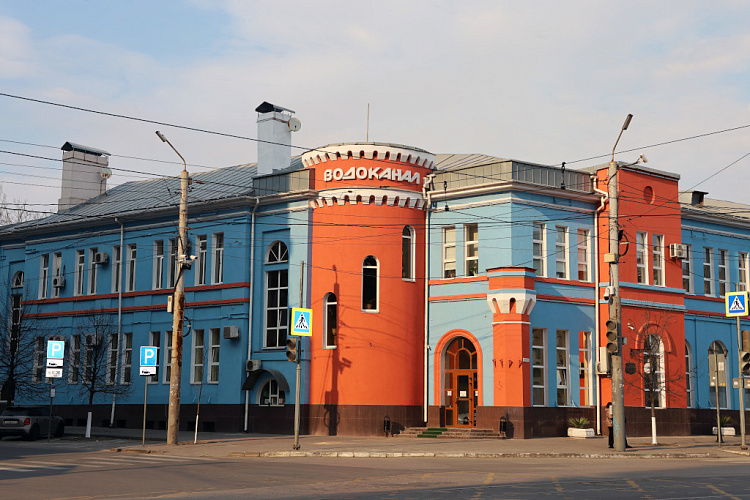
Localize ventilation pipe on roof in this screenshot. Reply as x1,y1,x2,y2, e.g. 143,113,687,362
255,102,301,176
691,191,707,207
58,142,111,211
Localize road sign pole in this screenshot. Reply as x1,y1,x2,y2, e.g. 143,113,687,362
142,380,148,446
737,317,747,449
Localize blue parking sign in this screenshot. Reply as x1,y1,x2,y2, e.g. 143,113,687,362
141,346,158,366
47,340,65,360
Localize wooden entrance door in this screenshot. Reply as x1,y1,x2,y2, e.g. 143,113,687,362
443,337,478,427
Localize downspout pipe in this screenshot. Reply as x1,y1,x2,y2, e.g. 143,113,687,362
422,174,435,424
592,175,608,436
244,197,261,432
110,218,125,427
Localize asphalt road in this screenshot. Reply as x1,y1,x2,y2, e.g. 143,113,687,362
1,436,749,499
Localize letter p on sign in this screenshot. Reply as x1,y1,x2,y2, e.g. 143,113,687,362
47,340,65,360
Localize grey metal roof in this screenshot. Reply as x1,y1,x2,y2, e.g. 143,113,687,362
435,153,507,171
61,142,110,156
680,193,750,224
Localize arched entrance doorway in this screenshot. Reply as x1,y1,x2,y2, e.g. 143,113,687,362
444,337,478,427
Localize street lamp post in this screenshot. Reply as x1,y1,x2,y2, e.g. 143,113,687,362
156,131,189,445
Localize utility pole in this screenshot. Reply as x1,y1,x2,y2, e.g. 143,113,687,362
607,114,632,452
156,131,189,445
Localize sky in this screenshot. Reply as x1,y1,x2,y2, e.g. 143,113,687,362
1,1,749,215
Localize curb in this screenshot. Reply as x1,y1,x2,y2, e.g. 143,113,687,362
224,450,712,459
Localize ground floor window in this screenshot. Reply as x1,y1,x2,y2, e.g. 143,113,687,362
259,379,285,406
531,328,546,406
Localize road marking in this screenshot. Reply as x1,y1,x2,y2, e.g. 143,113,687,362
626,479,645,492
704,483,742,500
483,472,494,485
551,475,563,492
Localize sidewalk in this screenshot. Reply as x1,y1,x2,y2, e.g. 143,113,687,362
65,426,750,460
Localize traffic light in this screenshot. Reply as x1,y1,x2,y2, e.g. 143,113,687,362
741,330,750,374
286,337,298,363
606,318,619,354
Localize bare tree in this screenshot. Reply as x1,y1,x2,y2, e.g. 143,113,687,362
624,306,698,445
0,282,51,404
74,309,131,407
0,184,45,225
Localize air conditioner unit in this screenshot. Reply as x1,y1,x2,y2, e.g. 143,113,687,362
52,277,66,288
246,359,261,372
596,346,611,375
94,252,109,265
223,325,240,339
669,243,687,259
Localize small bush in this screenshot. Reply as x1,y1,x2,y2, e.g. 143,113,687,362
568,417,590,428
718,415,734,427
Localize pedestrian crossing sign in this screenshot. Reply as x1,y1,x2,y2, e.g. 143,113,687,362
725,291,749,317
291,307,313,336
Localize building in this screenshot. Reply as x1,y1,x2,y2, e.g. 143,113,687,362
1,104,749,438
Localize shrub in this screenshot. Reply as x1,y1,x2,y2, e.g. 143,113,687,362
568,417,590,428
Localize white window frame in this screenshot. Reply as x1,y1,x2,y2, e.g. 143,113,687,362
532,222,546,277
68,334,81,384
208,328,220,384
39,254,49,299
126,244,137,292
442,226,456,278
682,244,693,293
718,249,728,297
264,241,289,349
212,232,224,284
32,336,45,383
636,232,648,284
531,328,546,406
556,330,570,406
652,234,664,286
361,255,379,312
121,332,132,385
106,333,118,385
704,247,715,295
324,292,338,349
196,235,207,286
685,341,694,408
579,331,593,406
148,331,160,384
259,379,285,406
708,341,728,409
112,246,121,293
577,229,590,282
88,247,98,295
644,335,666,409
163,331,173,384
75,249,85,296
402,226,415,281
168,238,178,288
153,240,164,290
555,226,568,280
464,223,479,277
52,252,62,298
739,252,749,293
191,329,205,385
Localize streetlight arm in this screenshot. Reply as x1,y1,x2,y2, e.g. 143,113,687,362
155,131,187,172
611,114,634,162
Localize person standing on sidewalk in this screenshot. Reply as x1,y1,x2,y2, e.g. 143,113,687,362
605,402,614,448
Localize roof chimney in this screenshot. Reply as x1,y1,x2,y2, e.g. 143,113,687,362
691,190,707,207
58,142,111,211
255,102,300,176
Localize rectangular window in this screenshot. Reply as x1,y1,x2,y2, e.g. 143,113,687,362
532,222,546,277
652,235,664,286
739,252,749,292
636,232,648,284
212,233,224,284
163,331,173,384
126,244,137,292
265,270,288,348
442,227,456,278
168,238,178,288
52,252,62,298
68,335,81,384
464,224,479,277
88,247,98,295
531,328,546,406
75,250,85,296
682,245,693,293
208,328,220,384
39,254,49,299
83,335,95,384
718,249,728,297
148,331,160,384
402,226,414,280
112,245,121,293
153,240,164,289
121,332,132,385
196,235,207,286
555,226,568,279
325,293,338,349
191,329,205,384
106,334,118,385
579,332,593,406
556,330,570,406
32,337,45,383
577,229,590,281
704,247,714,295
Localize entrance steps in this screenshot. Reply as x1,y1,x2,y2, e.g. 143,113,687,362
396,427,504,439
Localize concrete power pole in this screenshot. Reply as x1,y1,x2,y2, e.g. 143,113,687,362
156,131,188,445
607,114,632,453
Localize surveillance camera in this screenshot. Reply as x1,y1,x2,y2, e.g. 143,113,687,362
603,286,615,302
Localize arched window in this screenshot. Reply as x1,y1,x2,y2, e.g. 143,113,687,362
685,341,694,408
362,256,379,312
644,334,665,408
259,379,285,406
708,341,728,409
324,292,337,348
11,271,24,289
265,241,289,348
402,226,415,280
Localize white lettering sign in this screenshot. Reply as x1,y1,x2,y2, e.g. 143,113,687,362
324,168,420,185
